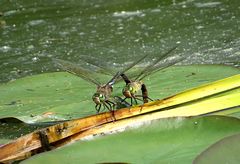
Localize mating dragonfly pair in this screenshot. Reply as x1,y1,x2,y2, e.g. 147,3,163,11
54,46,184,113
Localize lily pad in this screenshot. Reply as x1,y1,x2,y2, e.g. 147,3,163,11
0,65,239,123
21,115,240,164
193,133,240,164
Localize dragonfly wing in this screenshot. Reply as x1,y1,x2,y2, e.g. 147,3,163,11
53,58,101,86
80,53,151,86
78,56,115,76
138,54,187,80
120,54,149,75
113,54,150,84
135,46,178,80
103,54,150,85
107,71,121,86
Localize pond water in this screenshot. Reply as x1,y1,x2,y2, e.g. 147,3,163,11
0,0,239,82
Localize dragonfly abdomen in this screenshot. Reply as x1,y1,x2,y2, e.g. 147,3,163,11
121,73,131,84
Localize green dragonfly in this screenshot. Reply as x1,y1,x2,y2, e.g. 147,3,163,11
120,46,186,105
79,46,184,106
53,54,148,113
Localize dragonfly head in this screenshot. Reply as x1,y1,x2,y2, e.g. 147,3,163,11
92,93,105,104
122,85,134,98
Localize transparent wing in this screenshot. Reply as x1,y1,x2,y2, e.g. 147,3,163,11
120,54,149,75
113,54,150,84
81,54,149,75
80,54,150,86
134,46,178,80
106,71,121,86
138,54,187,80
78,56,115,76
53,58,101,86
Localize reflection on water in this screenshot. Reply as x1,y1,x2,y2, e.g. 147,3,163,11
0,0,239,82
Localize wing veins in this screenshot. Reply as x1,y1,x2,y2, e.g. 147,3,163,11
139,55,187,80
53,58,101,86
135,46,178,80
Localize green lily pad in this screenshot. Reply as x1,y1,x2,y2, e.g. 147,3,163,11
0,65,239,123
193,133,240,164
21,115,240,164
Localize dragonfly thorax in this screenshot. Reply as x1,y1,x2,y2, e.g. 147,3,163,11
92,85,113,104
122,81,142,98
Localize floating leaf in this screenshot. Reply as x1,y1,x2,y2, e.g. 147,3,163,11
193,133,240,164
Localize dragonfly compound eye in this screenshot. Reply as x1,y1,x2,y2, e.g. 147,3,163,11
92,93,105,104
129,86,133,91
128,86,135,94
99,94,105,101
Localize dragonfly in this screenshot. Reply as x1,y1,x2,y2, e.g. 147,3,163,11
53,54,148,113
120,46,185,105
78,46,184,106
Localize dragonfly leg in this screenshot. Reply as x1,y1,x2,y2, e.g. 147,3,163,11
134,97,138,105
95,104,102,113
118,96,131,107
147,97,154,101
134,95,144,102
106,100,116,110
130,95,138,105
120,97,127,103
124,96,140,106
123,97,133,107
104,101,116,121
127,96,137,106
134,97,139,104
103,102,111,111
130,97,133,106
114,96,131,108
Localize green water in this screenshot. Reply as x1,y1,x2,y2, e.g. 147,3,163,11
0,0,239,82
